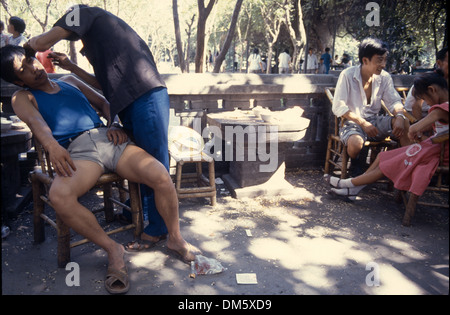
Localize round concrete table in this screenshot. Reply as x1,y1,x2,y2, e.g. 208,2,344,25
207,110,310,198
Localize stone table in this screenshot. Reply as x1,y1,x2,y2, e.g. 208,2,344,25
207,109,310,198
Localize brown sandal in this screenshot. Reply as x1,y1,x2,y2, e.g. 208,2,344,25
125,234,167,252
105,266,130,294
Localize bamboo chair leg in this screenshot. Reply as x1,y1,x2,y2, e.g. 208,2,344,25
128,182,143,239
208,160,217,206
56,215,71,268
175,162,183,192
102,183,114,223
402,193,419,227
324,136,333,174
32,176,46,244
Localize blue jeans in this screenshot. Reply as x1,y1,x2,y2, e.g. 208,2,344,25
119,87,169,237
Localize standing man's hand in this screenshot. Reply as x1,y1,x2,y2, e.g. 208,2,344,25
23,41,37,58
48,52,76,72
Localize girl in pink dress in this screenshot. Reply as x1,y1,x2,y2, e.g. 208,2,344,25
326,71,448,208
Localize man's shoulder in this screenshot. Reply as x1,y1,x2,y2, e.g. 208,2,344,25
12,89,32,98
339,65,358,78
379,69,394,79
12,89,34,106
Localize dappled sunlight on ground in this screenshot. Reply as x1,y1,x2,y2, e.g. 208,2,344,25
1,170,448,295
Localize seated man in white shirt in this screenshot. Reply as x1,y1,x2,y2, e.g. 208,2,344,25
332,38,411,175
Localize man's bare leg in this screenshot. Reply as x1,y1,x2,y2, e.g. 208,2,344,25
116,145,199,261
48,160,125,271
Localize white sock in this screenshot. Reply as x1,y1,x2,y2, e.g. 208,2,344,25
331,185,366,197
329,177,355,188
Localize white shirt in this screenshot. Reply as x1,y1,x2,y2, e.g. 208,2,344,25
404,84,430,113
278,52,291,68
332,66,403,118
304,53,318,70
248,53,262,71
8,34,27,46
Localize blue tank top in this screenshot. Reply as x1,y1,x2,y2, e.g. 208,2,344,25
30,80,103,147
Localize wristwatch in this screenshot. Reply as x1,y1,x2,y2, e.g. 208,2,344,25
395,113,406,120
111,122,122,128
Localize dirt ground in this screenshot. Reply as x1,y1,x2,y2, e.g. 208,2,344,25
1,169,448,296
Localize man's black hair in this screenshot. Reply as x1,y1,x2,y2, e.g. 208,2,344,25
0,45,26,84
358,38,388,63
413,70,448,99
9,16,26,34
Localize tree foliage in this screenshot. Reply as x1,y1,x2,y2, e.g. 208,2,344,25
1,0,446,73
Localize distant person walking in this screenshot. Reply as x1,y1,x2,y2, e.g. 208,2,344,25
304,48,318,74
278,48,291,74
321,47,332,74
248,47,264,73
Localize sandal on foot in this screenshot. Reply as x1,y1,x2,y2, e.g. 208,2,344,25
328,188,357,202
105,266,129,294
323,175,344,188
125,234,167,252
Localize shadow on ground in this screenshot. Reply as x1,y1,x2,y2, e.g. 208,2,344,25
2,170,448,295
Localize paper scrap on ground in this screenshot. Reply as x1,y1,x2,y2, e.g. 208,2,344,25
236,273,258,284
245,229,252,237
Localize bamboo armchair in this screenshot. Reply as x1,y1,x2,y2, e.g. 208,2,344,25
30,138,143,267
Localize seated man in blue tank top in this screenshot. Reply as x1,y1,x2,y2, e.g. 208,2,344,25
0,45,199,294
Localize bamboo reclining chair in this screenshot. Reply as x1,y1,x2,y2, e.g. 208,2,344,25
324,87,400,178
400,130,449,226
30,138,144,267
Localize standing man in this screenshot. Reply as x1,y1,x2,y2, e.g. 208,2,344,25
304,48,318,74
321,47,332,74
25,5,169,248
278,48,291,74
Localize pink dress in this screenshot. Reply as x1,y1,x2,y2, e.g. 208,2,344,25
379,102,448,196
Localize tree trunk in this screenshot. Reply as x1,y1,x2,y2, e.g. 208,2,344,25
284,0,307,73
213,0,244,73
195,0,216,73
173,0,187,73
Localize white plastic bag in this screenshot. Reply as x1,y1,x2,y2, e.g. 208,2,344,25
190,255,226,277
168,126,204,158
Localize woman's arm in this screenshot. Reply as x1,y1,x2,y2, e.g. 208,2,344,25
408,107,448,142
